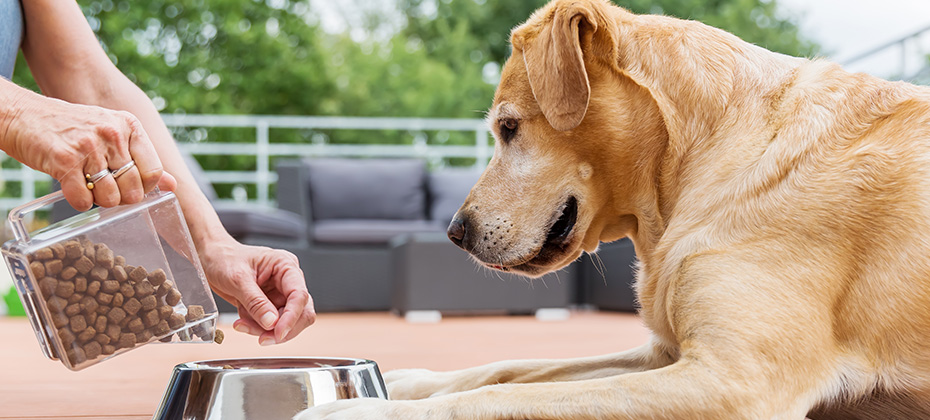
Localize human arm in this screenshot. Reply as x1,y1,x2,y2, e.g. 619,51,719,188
13,0,316,343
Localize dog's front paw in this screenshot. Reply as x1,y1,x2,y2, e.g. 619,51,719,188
384,368,462,399
293,398,422,420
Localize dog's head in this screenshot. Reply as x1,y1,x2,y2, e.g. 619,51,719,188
448,0,667,277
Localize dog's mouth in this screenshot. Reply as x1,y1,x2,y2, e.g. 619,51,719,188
489,196,578,273
543,195,578,251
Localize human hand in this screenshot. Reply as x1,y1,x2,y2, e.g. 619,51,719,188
198,238,316,345
3,92,175,210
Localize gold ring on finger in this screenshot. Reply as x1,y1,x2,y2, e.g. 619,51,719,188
84,169,110,190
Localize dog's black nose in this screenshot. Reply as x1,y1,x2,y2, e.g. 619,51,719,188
447,217,467,249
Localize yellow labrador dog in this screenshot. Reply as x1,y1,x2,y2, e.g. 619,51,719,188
297,0,930,418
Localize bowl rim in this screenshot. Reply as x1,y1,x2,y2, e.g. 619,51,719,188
178,356,378,371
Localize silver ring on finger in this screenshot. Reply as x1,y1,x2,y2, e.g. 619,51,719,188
84,169,110,190
110,160,136,180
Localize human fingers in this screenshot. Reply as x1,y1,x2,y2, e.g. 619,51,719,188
88,113,143,205
231,306,292,348
124,115,163,194
83,153,121,208
231,274,281,336
110,159,144,205
60,168,95,211
272,262,314,343
233,306,265,337
275,292,315,344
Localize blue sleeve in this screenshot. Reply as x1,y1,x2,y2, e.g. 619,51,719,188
0,0,24,80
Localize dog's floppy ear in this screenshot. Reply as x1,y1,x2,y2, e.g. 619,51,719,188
518,2,599,131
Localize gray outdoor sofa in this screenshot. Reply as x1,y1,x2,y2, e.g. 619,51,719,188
274,157,580,313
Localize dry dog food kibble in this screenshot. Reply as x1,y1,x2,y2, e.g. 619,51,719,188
140,295,158,311
39,278,57,297
129,266,147,282
64,240,82,260
165,288,182,306
45,259,63,277
73,276,86,292
148,269,167,286
61,267,78,281
74,256,93,275
156,280,173,297
186,305,205,322
30,238,209,367
154,320,170,336
112,266,128,282
167,312,185,330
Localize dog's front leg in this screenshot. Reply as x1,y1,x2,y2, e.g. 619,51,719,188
386,338,675,399
296,257,843,419
297,354,816,420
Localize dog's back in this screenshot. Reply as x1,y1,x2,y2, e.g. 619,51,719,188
801,73,930,418
646,46,930,420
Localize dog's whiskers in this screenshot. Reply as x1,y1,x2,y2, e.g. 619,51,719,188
591,251,608,286
493,255,506,281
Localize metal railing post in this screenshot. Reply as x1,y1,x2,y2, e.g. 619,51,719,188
21,164,35,204
21,163,36,228
901,40,908,77
475,126,490,170
256,120,270,207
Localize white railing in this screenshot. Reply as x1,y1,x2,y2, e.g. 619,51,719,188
0,114,492,211
840,23,930,82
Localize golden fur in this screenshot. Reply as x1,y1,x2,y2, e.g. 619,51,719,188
297,0,930,418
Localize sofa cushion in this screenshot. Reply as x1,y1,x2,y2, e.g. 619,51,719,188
313,219,445,244
214,204,307,241
307,159,427,221
428,170,481,225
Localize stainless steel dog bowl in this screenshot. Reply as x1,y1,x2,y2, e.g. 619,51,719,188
153,357,388,420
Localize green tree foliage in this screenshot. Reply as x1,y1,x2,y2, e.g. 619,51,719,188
86,0,333,116
397,0,818,121
342,0,820,132
400,0,818,73
14,0,816,119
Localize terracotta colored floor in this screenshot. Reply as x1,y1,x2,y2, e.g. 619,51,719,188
0,311,649,419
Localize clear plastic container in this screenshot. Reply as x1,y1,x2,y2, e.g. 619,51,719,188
2,190,218,370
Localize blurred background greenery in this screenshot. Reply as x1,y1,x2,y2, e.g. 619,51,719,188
14,0,818,117
7,0,818,200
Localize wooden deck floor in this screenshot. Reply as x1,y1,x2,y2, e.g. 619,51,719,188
0,311,649,419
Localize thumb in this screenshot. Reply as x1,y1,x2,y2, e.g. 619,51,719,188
235,279,279,330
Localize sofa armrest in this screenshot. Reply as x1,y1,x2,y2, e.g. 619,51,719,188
275,159,314,240
275,159,312,218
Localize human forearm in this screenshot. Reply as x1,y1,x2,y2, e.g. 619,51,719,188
95,74,232,252
0,76,33,160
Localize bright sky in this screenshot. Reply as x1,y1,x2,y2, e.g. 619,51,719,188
776,0,930,78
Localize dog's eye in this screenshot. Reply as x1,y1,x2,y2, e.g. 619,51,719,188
499,118,518,142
